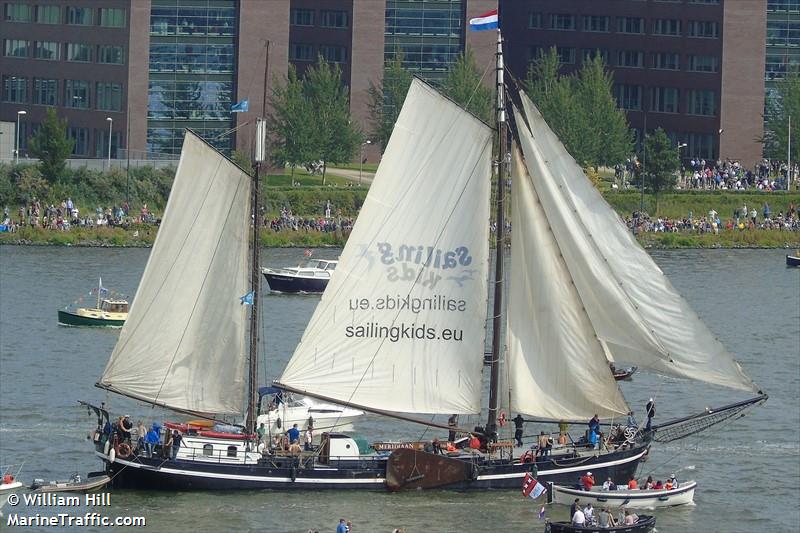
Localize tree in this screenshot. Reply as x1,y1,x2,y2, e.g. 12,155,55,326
268,65,315,178
641,128,680,212
764,69,800,167
304,57,362,185
368,53,412,152
27,107,74,183
442,48,493,123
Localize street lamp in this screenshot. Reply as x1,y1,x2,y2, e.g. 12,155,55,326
15,110,26,165
106,117,113,169
359,140,371,185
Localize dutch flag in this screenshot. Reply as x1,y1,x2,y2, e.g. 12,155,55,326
469,9,498,31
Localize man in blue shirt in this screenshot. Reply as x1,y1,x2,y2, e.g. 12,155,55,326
337,518,348,533
287,423,300,444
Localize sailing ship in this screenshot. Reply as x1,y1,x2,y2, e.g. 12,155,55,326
83,30,764,492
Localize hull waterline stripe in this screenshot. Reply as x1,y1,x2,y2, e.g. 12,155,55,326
475,448,648,481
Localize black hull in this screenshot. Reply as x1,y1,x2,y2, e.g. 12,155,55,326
545,516,655,533
262,272,329,293
100,445,647,491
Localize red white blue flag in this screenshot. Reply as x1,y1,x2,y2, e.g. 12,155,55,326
469,9,498,31
522,472,547,499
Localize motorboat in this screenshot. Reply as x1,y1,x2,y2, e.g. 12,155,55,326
786,252,800,267
261,259,337,293
31,473,110,493
544,515,656,533
58,278,128,327
612,366,637,381
549,480,697,508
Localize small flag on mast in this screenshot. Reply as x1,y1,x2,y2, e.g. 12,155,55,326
98,278,108,294
239,291,255,305
538,506,546,520
522,472,547,500
469,9,498,31
231,99,249,112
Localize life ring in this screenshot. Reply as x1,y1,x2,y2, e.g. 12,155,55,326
117,442,132,459
498,411,507,427
108,448,116,463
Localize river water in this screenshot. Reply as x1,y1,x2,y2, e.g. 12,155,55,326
0,247,798,532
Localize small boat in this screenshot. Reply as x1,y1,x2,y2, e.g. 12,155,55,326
58,278,129,327
544,515,656,533
1,463,24,492
549,480,697,508
261,259,337,293
31,473,110,493
786,252,800,267
612,366,637,381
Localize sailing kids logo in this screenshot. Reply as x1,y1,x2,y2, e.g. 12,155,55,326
376,242,473,290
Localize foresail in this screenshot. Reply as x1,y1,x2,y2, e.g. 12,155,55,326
507,148,629,419
99,131,250,415
278,79,492,414
515,93,757,393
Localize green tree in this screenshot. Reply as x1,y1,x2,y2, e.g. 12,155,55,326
268,65,315,179
304,57,362,184
764,69,800,173
641,128,680,212
367,53,413,152
442,47,493,123
27,107,74,183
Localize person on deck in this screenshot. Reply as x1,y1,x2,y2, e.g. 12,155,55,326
145,424,160,457
571,507,586,527
287,423,301,444
583,503,595,525
602,477,616,491
135,420,146,452
627,477,638,490
627,411,637,429
645,399,656,431
448,414,458,442
119,415,133,442
588,414,601,449
170,430,182,460
304,427,314,451
537,431,551,458
512,414,524,447
257,423,267,445
580,471,595,491
569,498,580,518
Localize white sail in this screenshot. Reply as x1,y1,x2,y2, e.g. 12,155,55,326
515,94,757,393
278,80,493,414
99,131,251,415
507,148,629,419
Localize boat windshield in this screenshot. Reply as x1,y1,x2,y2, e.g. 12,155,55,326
101,300,128,313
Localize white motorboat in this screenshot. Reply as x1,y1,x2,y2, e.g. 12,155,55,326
257,387,364,435
261,259,337,293
549,480,697,509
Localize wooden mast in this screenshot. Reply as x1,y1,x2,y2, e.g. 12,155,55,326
486,23,506,437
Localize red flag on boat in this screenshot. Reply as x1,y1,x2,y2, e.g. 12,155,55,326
522,473,547,499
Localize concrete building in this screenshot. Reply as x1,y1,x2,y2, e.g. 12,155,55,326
501,0,766,165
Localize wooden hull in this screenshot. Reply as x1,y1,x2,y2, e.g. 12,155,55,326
58,310,125,327
550,481,696,508
545,515,655,533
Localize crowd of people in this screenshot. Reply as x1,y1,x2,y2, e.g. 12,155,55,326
1,197,156,232
267,205,354,234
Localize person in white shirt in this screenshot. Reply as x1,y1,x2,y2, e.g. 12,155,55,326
571,508,586,527
583,503,595,525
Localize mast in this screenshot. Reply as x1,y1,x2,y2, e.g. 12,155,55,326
486,26,506,436
245,41,270,434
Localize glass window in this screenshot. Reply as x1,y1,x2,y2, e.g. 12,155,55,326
653,52,680,70
96,82,122,111
529,46,544,62
615,84,642,110
67,43,92,62
3,39,30,58
688,20,719,38
687,132,715,159
556,46,575,64
320,10,348,28
2,75,28,103
33,78,58,106
320,45,347,63
583,15,609,32
289,43,314,61
4,3,32,22
582,48,609,63
652,87,679,113
617,50,644,68
550,14,576,30
688,89,717,115
290,8,314,26
99,8,126,28
226,446,237,457
688,55,719,72
202,444,214,456
67,127,89,156
36,5,59,24
653,19,681,36
529,12,542,29
618,17,644,34
34,41,60,60
98,45,124,64
67,6,92,25
65,79,90,108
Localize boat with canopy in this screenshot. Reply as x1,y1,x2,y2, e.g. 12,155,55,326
82,17,764,492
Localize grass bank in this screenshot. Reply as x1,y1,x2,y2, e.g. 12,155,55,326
605,190,800,219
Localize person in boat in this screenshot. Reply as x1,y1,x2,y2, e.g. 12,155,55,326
627,411,637,429
257,422,267,445
536,431,551,458
558,420,569,445
119,415,133,442
288,441,303,456
2,474,14,484
170,430,182,461
588,414,601,449
447,414,458,442
654,479,663,489
580,471,595,490
571,506,586,527
644,475,654,489
468,433,482,450
669,473,678,488
583,503,595,525
602,477,616,491
512,414,524,447
145,424,160,457
304,426,314,451
598,507,617,528
287,423,301,444
337,518,348,533
627,477,638,489
135,420,146,453
623,509,639,525
163,430,173,459
645,398,656,431
569,498,580,519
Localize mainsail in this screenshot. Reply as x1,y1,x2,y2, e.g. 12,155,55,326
278,79,493,414
98,131,251,415
506,148,630,419
513,94,758,394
